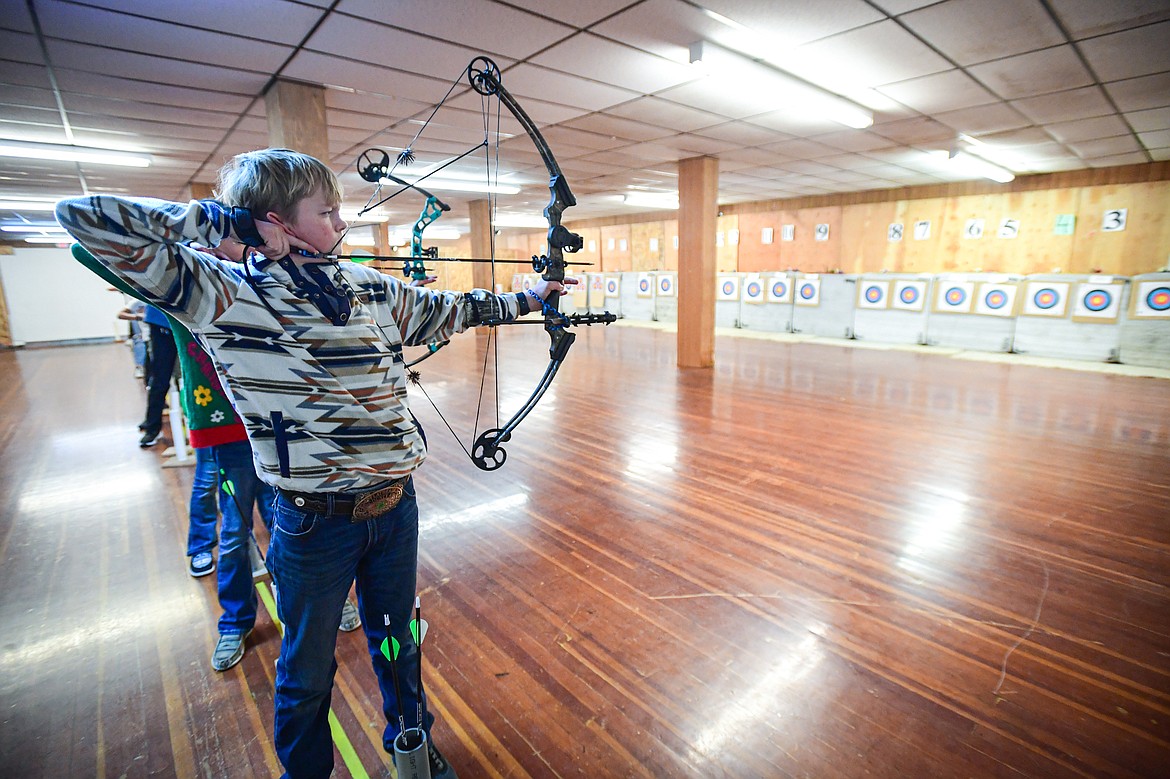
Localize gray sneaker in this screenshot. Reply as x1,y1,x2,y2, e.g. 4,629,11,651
212,631,249,671
189,552,215,578
339,598,361,632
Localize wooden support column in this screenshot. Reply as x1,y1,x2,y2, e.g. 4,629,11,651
187,182,214,201
677,155,719,369
264,80,329,162
468,199,494,291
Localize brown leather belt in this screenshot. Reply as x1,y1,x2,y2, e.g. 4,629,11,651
278,478,407,522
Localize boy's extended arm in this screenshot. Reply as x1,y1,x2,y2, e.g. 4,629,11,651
56,196,240,329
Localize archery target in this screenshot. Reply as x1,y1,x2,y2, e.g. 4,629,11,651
767,276,792,303
974,283,1018,317
657,274,675,297
511,274,525,293
521,274,540,292
891,280,926,312
1072,281,1122,322
1131,281,1170,319
934,281,974,313
795,277,820,307
742,275,765,305
856,280,889,310
717,275,740,301
636,273,653,298
1021,281,1069,317
605,275,621,298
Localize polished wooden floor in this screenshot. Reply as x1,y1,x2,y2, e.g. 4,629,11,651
1,326,1168,778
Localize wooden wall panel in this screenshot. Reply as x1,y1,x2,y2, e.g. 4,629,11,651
735,211,782,273
1072,181,1170,275
716,214,738,272
600,225,632,272
663,219,679,271
840,201,899,274
630,221,666,271
896,198,949,273
781,206,842,271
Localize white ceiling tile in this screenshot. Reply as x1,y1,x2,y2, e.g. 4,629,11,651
0,84,57,110
1149,147,1170,161
693,121,784,147
602,97,727,133
900,0,1065,66
878,70,999,114
868,0,944,14
968,46,1095,99
652,80,758,120
1046,115,1133,143
793,21,952,87
1078,22,1170,82
651,133,740,155
742,110,847,135
540,126,629,152
589,0,736,64
0,29,44,65
37,3,292,75
700,0,885,45
934,103,1032,135
54,71,253,113
474,63,640,113
1126,107,1170,133
1047,0,1170,39
1105,73,1170,112
807,130,898,152
760,139,844,159
339,0,574,58
1138,129,1170,149
1010,87,1114,123
1084,151,1150,166
559,114,674,143
531,33,698,94
871,116,956,144
504,0,636,28
1068,135,1143,157
282,51,450,104
45,40,269,95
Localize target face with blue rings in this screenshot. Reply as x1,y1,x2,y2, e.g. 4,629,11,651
865,285,884,303
800,283,816,299
1147,286,1170,311
945,287,967,306
746,281,762,297
1033,288,1059,309
721,280,736,296
772,281,788,298
1083,289,1112,311
638,277,650,292
984,290,1008,309
899,286,920,304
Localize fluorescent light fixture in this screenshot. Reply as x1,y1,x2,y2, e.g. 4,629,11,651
2,223,67,233
689,40,873,129
930,149,1015,183
494,214,547,229
381,176,519,195
426,227,462,240
623,192,679,210
344,234,376,246
0,139,151,167
23,235,72,243
0,200,60,211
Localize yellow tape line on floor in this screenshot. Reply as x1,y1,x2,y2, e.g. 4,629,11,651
256,580,372,779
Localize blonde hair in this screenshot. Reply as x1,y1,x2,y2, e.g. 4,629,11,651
215,148,342,219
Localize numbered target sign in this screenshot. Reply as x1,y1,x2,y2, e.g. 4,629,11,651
892,280,927,312
964,219,985,239
1130,280,1170,319
975,282,1018,317
657,273,675,297
604,275,621,298
717,275,740,301
934,281,975,313
814,224,830,242
1101,208,1127,232
914,220,931,240
636,273,653,298
511,273,525,293
998,218,1020,239
781,224,795,242
767,275,792,303
795,276,821,307
1021,281,1070,318
742,275,765,305
857,280,890,310
1072,281,1123,323
887,223,904,242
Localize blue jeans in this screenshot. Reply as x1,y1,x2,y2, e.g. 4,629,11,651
211,440,262,636
186,447,219,556
268,478,431,779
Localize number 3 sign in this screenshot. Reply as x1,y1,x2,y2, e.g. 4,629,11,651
1102,209,1127,232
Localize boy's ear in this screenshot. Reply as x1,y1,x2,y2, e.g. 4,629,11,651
265,210,292,230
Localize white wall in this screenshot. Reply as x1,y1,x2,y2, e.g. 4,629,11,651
0,247,127,344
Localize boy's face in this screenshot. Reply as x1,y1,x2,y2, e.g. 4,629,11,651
273,189,347,256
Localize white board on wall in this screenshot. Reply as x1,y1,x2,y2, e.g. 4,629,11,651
0,247,126,344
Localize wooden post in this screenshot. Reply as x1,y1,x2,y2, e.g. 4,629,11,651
677,156,719,369
264,80,330,163
468,199,494,291
187,182,214,201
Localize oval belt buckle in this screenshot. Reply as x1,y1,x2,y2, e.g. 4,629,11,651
352,482,404,521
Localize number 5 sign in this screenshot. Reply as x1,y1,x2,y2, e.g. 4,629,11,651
1102,209,1127,232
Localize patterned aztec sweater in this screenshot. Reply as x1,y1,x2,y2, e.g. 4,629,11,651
73,243,248,448
57,196,526,492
